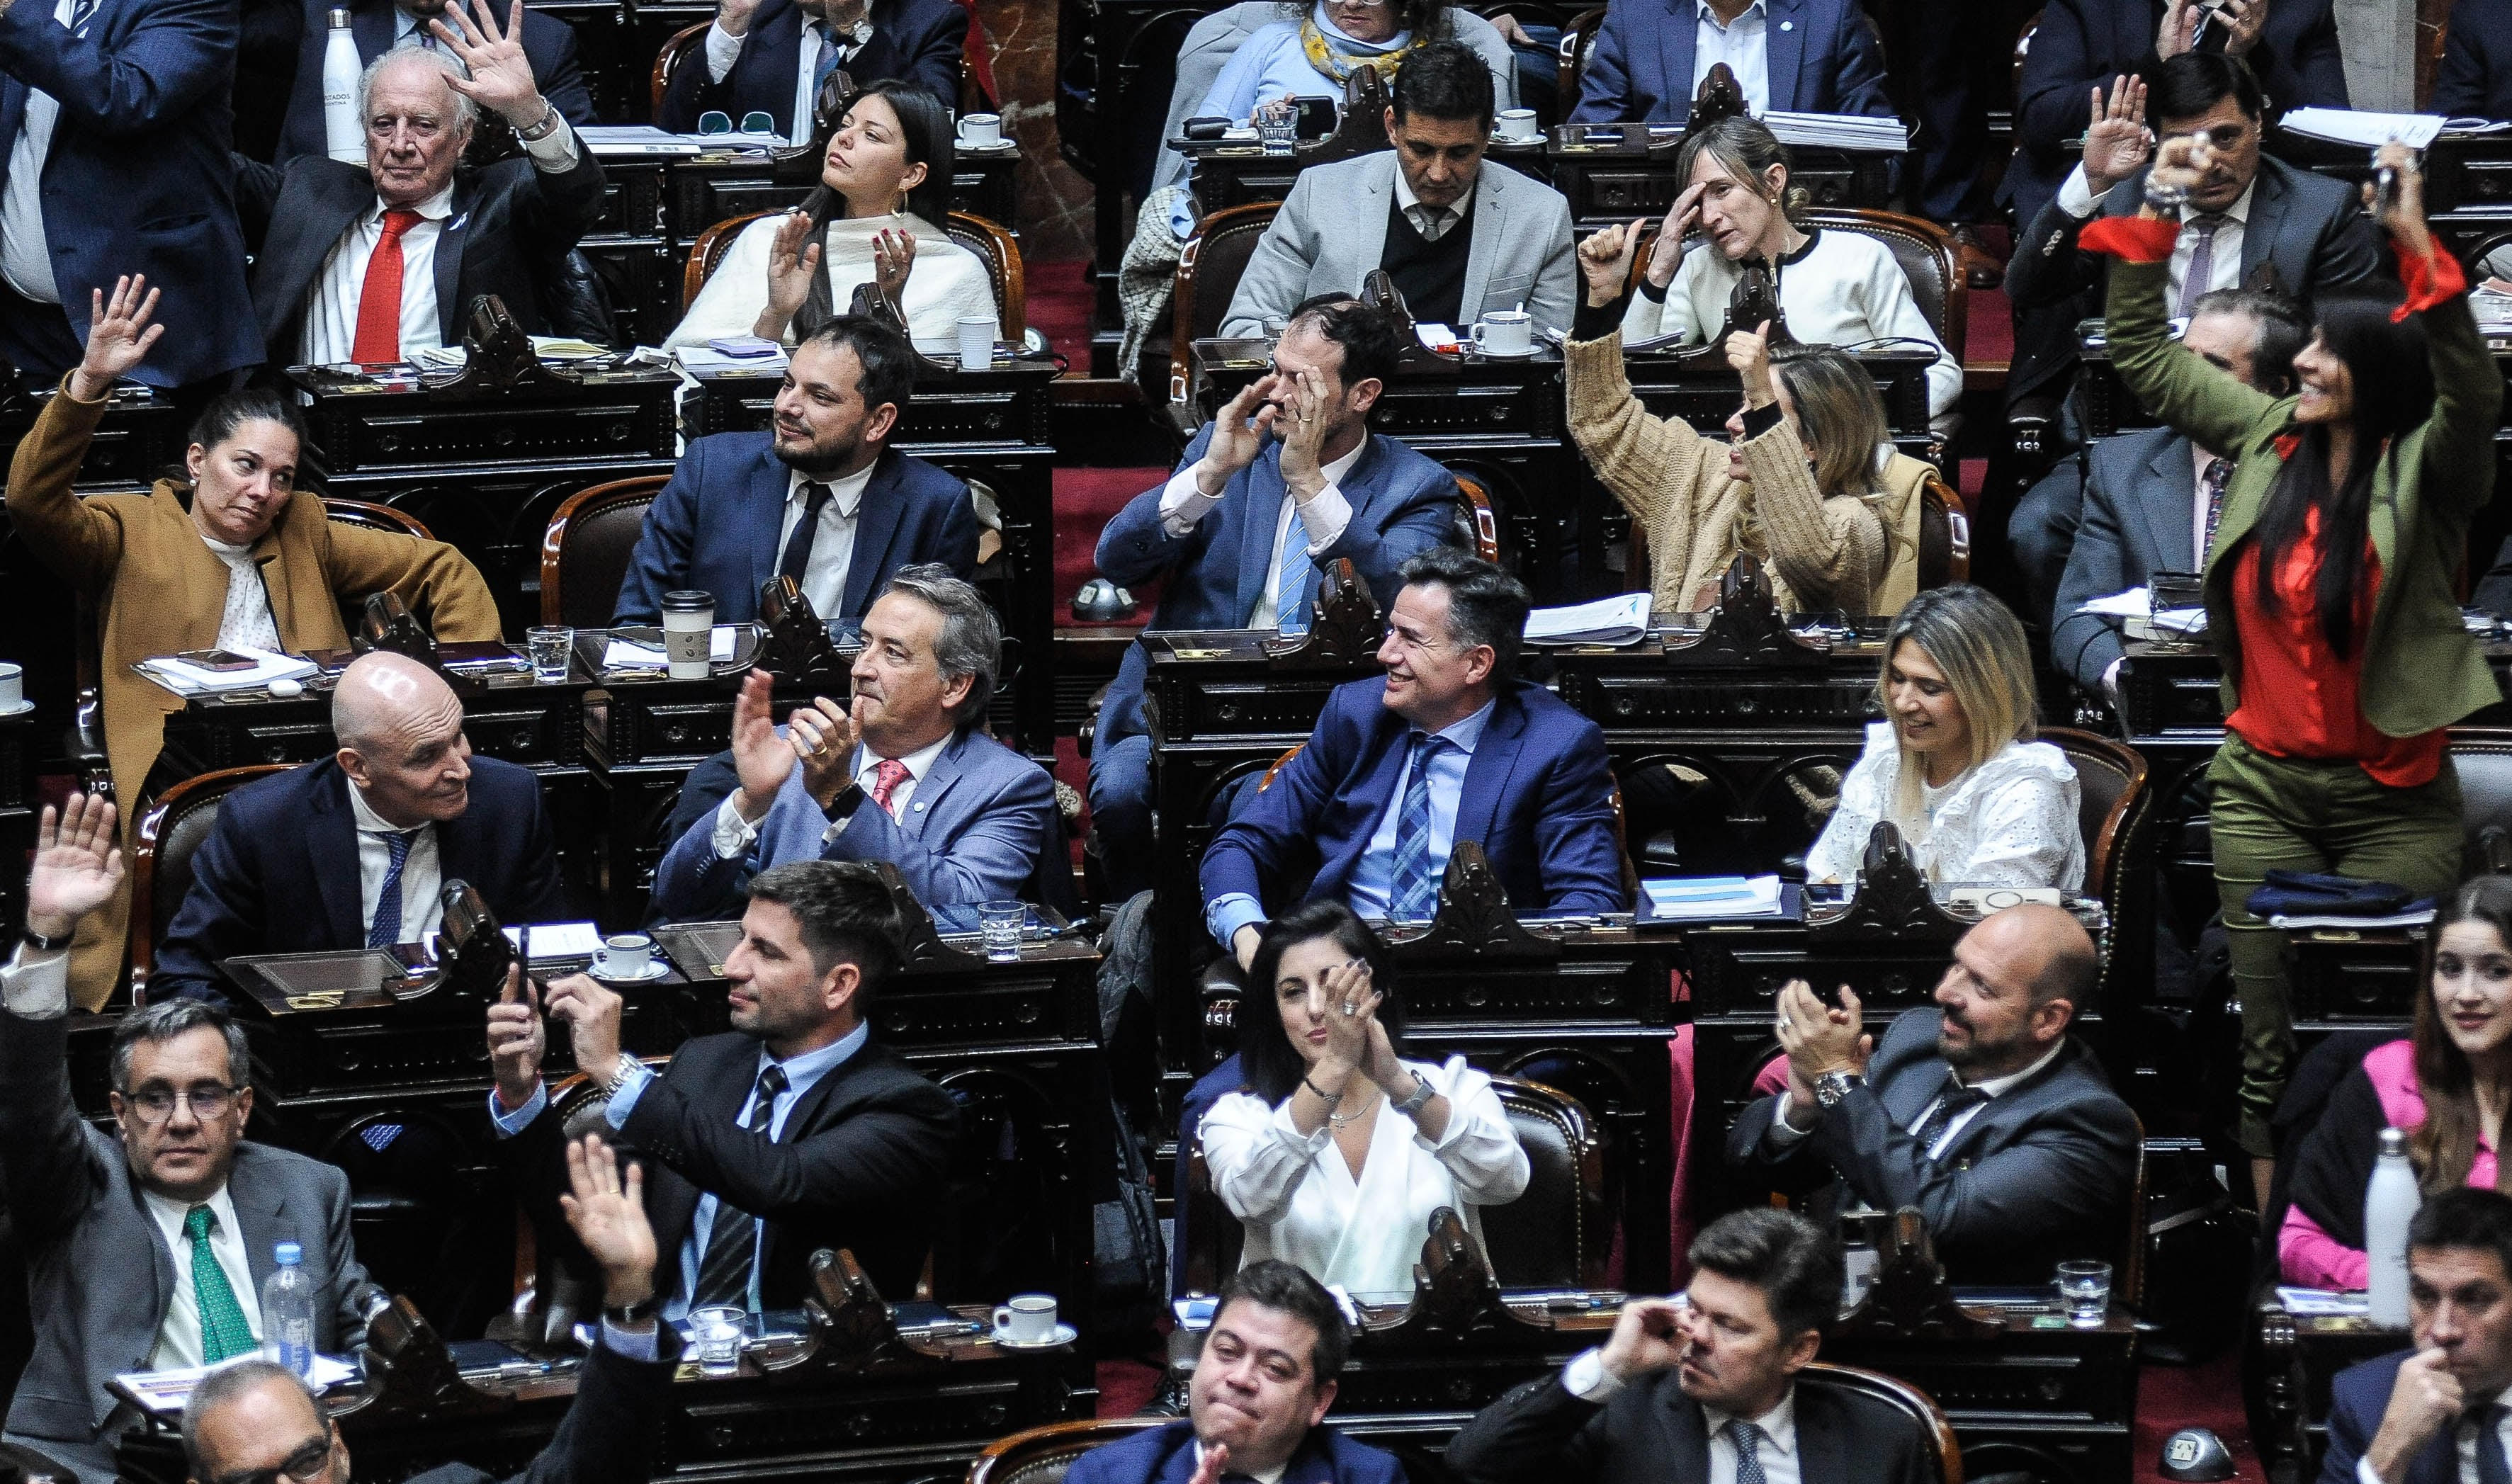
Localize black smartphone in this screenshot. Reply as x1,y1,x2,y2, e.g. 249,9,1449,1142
174,648,261,672
1294,97,1337,140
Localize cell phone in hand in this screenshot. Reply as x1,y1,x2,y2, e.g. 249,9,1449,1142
174,648,261,672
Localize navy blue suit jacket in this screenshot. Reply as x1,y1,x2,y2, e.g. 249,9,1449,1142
655,0,964,135
2319,1349,2460,1484
1094,428,1461,747
2436,0,2512,121
614,436,978,625
2050,424,2195,693
1201,676,1629,927
0,0,260,387
152,756,573,1003
1566,0,1893,124
271,0,594,164
1065,1420,1408,1484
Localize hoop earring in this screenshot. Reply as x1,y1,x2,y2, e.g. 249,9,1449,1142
895,188,910,217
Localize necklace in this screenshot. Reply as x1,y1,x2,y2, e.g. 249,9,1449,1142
1329,1094,1379,1129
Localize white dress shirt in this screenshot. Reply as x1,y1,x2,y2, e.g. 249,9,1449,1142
1765,1035,2067,1154
1155,436,1367,628
1565,1352,1800,1484
2057,166,2256,309
700,11,871,140
201,536,285,655
1693,0,1772,118
140,1184,266,1371
2355,1398,2512,1484
0,0,79,305
708,730,950,859
774,460,877,618
348,776,444,944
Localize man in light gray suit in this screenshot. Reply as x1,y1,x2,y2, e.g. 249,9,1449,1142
1221,42,1576,339
0,794,374,1483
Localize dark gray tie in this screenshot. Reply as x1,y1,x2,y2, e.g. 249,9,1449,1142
2176,213,2228,318
1911,1082,1989,1157
690,1063,788,1308
777,482,834,586
2476,1405,2510,1484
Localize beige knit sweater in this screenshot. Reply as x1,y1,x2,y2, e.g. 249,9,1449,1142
1563,329,1930,616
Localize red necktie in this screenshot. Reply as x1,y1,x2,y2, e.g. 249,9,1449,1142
351,208,426,364
866,757,910,817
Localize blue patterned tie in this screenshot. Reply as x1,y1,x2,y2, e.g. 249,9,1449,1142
1724,1420,1769,1484
811,23,846,98
366,832,414,949
66,0,96,32
1388,733,1447,919
1274,502,1316,634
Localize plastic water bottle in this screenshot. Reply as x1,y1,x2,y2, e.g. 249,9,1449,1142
322,9,363,164
262,1242,317,1378
2367,1126,2421,1327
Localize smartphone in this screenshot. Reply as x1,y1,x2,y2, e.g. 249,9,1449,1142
174,648,261,672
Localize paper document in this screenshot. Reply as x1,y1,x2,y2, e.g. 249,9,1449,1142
578,125,711,156
504,922,606,961
1642,875,1784,920
2078,588,2150,619
2149,607,2209,636
114,1354,358,1414
1763,111,1910,152
2280,107,2444,149
1525,592,1651,646
2276,1286,2370,1315
601,627,742,670
135,648,320,696
678,344,793,376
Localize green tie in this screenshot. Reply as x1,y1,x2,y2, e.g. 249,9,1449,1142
182,1206,257,1363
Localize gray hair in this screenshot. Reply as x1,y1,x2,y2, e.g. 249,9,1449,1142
183,1359,319,1480
112,997,251,1095
356,42,479,135
879,562,1000,725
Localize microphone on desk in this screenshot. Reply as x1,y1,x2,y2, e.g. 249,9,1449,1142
348,1281,395,1326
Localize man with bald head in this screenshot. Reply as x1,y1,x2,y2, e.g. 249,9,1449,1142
149,651,572,1003
1725,905,2140,1284
229,0,609,372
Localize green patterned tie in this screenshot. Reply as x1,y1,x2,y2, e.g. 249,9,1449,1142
183,1206,258,1363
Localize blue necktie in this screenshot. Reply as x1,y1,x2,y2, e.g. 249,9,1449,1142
1724,1420,1769,1484
1274,502,1316,634
66,0,96,32
366,832,414,949
811,23,846,98
1388,733,1448,919
2476,1405,2511,1484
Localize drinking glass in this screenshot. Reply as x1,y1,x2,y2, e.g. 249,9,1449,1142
979,901,1025,961
2055,1260,2111,1328
691,1305,746,1376
526,625,572,682
1256,99,1297,156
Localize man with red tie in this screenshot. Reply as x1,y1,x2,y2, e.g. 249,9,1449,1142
230,0,607,373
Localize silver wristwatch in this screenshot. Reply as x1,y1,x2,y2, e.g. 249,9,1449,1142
1813,1070,1865,1108
602,1052,640,1096
1393,1074,1436,1118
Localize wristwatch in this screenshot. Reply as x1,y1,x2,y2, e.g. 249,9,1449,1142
820,780,866,823
601,1052,641,1097
1393,1074,1435,1118
604,1293,660,1328
516,102,562,142
19,924,72,953
1813,1070,1866,1109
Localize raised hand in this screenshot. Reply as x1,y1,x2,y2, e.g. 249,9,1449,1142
715,0,764,37
786,696,861,809
2156,0,2197,57
1775,979,1868,1080
728,670,797,820
487,963,545,1111
758,210,822,336
1316,969,1381,1083
2212,0,2266,55
2081,75,2152,196
1597,1296,1692,1380
431,0,548,128
542,973,626,1083
2363,140,2432,256
1645,183,1706,288
871,227,918,304
560,1134,659,1310
1724,319,1775,409
70,276,164,404
1197,375,1280,491
24,793,120,941
1274,366,1334,500
1576,219,1646,308
2144,133,2212,208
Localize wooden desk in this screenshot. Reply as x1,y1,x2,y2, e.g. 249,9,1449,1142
0,706,31,939
1177,137,1551,217
1624,345,1942,461
0,380,183,497
2252,1296,2404,1480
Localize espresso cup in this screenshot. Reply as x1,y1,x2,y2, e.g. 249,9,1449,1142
956,112,1002,147
1471,310,1534,356
992,1293,1058,1343
594,933,655,978
0,662,21,711
1496,107,1539,141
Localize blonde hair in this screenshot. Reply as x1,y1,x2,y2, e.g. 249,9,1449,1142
1874,584,2038,829
1731,345,1902,567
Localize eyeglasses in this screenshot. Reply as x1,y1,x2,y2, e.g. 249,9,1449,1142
694,111,779,136
212,1421,334,1484
123,1084,239,1124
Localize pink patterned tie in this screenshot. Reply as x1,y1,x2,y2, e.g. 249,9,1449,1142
866,757,910,817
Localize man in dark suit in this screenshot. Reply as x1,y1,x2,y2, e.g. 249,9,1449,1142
616,317,978,627
1447,1208,1932,1484
1727,905,2142,1286
656,0,963,137
2042,285,2307,695
1065,1261,1408,1484
1092,297,1462,900
1201,548,1629,968
490,859,958,1309
1565,0,1894,124
270,0,594,163
149,652,574,1004
0,793,374,1483
231,4,608,374
2319,1187,2512,1484
181,1134,674,1484
0,0,261,393
2005,0,2348,239
2435,0,2512,123
2003,51,2381,426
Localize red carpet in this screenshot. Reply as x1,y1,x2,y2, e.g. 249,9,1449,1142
1031,259,1097,368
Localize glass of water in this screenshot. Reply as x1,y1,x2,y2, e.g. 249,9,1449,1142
525,625,573,682
1256,98,1297,156
691,1305,746,1376
979,900,1026,961
2055,1259,2111,1327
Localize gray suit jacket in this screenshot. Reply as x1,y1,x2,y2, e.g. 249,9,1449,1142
1725,1007,2140,1286
0,1010,370,1446
1221,152,1577,338
2051,424,2199,693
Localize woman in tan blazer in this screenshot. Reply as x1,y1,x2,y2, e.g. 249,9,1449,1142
7,278,501,1007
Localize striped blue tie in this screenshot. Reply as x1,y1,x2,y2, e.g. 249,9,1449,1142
366,832,414,949
1274,503,1316,634
1388,733,1447,919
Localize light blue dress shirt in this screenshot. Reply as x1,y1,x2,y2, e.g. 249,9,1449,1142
1205,698,1495,947
1164,6,1415,236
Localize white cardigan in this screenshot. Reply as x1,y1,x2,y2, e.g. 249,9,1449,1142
1805,721,2086,891
665,210,1001,353
1199,1055,1530,1293
1620,227,1962,429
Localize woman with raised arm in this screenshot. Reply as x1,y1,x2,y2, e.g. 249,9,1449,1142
2084,136,2502,1197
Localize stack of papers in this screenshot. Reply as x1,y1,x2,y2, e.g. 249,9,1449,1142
1763,112,1910,153
113,1355,359,1414
2149,607,2209,636
2270,906,2438,931
601,627,742,671
2276,1286,2370,1315
1642,875,1784,920
2280,107,2445,149
578,125,712,157
1525,593,1651,647
135,648,319,696
678,341,792,376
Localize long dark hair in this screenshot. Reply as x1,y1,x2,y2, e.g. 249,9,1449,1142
2409,876,2512,1194
1238,900,1403,1105
2248,286,2432,657
803,79,954,227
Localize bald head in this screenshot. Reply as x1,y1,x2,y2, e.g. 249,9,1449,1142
183,1361,336,1484
333,652,473,827
1984,903,2099,1009
1934,903,2097,1078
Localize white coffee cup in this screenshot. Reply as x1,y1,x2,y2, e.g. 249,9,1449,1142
594,933,654,978
660,590,713,679
957,315,995,368
1496,107,1539,141
1471,309,1534,356
992,1293,1057,1343
0,662,21,712
956,112,1002,147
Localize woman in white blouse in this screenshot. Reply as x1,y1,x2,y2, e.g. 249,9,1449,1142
1805,584,2087,891
1619,115,1961,434
1199,901,1529,1292
667,81,1001,355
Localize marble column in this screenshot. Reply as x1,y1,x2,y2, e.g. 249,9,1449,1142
976,0,1095,260
2331,0,2418,110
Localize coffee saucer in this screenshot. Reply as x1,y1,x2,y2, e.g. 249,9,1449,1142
589,959,670,985
961,139,1019,152
991,1322,1079,1349
0,699,33,718
1469,344,1541,359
